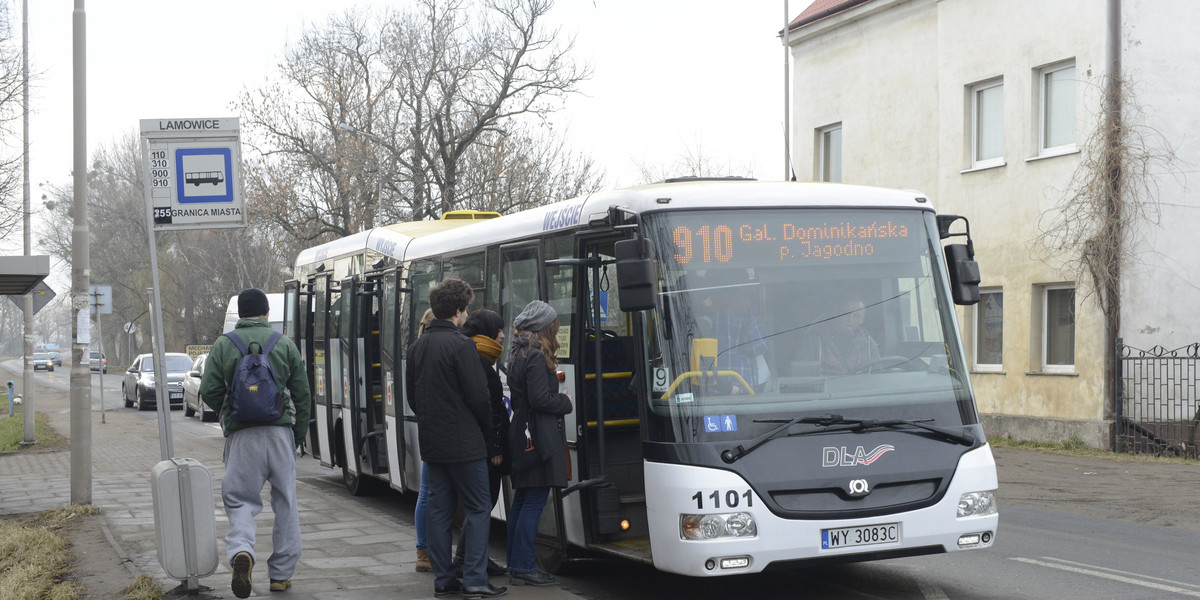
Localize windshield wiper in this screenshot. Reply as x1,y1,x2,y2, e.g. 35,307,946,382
818,417,976,447
720,414,850,463
720,414,975,464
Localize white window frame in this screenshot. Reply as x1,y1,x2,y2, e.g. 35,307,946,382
1041,284,1076,374
1038,61,1077,155
817,123,842,183
970,78,1005,169
974,289,1003,372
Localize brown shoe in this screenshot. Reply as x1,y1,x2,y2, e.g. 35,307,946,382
231,551,254,598
416,547,432,572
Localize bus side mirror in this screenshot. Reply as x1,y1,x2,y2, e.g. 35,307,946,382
945,243,980,305
937,214,981,306
615,238,656,312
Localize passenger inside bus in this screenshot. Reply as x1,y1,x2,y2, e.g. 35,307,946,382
796,289,881,375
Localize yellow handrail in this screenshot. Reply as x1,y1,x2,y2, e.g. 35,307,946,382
585,418,640,428
660,370,755,399
584,371,633,381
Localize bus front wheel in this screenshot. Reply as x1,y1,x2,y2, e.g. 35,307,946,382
535,539,566,574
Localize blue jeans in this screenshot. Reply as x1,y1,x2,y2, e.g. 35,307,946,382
415,464,429,550
506,486,550,574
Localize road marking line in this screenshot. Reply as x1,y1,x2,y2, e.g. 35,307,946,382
1011,557,1200,597
1039,556,1200,590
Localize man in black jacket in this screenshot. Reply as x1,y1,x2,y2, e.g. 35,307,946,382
405,279,506,599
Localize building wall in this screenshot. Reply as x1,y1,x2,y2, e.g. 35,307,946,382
1117,2,1200,351
935,0,1109,437
787,0,1200,446
789,0,939,192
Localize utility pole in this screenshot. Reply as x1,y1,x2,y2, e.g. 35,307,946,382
19,0,33,447
783,0,791,182
71,0,92,505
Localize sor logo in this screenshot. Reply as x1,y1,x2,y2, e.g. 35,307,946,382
847,479,870,497
822,444,895,467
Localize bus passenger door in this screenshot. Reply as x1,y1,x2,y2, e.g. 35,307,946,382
283,279,312,456
338,276,384,495
576,236,649,558
499,243,572,566
330,281,351,477
380,269,408,492
310,274,335,468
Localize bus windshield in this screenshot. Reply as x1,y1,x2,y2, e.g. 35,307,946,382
640,207,975,444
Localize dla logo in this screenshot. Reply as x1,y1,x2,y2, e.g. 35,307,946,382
822,444,895,467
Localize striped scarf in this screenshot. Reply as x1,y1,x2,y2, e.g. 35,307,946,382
473,334,503,365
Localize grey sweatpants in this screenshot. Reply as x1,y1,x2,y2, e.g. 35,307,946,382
221,426,301,581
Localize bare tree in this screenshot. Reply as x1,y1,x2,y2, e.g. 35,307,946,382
453,122,603,214
239,8,401,248
237,0,593,247
0,1,27,239
632,141,753,185
1035,75,1178,335
389,0,591,218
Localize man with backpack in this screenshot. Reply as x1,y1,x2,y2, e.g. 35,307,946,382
200,288,311,598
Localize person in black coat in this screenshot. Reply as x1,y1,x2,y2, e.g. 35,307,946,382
405,280,506,599
504,300,573,587
453,309,510,575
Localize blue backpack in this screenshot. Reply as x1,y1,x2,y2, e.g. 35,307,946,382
224,331,285,422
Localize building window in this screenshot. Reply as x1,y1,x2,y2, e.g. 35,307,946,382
818,124,842,182
970,79,1004,168
1042,285,1075,372
974,290,1003,371
1040,62,1076,152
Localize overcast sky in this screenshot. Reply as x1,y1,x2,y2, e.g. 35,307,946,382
18,1,797,240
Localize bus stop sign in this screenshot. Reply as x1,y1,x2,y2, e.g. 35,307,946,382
140,118,245,231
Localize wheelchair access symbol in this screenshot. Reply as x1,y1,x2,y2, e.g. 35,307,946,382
704,415,738,433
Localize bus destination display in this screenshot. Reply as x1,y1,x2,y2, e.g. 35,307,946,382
668,213,915,266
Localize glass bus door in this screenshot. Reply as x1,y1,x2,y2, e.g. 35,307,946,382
354,274,391,489
283,279,315,457
337,276,381,495
380,268,408,492
577,236,649,558
310,274,334,467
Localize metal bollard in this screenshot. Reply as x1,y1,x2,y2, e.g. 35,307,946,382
7,381,13,417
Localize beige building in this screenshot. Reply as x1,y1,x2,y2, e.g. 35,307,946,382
786,0,1200,448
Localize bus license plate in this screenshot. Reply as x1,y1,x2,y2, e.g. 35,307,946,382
821,523,900,549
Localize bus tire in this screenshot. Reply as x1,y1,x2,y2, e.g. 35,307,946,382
335,425,374,496
535,539,567,574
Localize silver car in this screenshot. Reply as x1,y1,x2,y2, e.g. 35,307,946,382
182,354,218,422
122,352,193,411
89,351,107,374
32,352,55,372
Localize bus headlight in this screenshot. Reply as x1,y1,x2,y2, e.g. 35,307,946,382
957,491,997,518
680,512,758,540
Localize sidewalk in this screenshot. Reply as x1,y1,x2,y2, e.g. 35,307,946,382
0,365,583,599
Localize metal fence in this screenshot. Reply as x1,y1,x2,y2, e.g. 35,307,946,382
1116,339,1200,456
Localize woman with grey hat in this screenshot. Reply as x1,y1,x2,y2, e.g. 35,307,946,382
504,300,572,586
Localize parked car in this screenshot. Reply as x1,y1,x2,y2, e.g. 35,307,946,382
32,352,55,372
122,352,193,411
48,351,63,366
89,351,107,374
182,354,217,422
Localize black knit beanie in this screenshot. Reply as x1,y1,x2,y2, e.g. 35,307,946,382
237,288,270,318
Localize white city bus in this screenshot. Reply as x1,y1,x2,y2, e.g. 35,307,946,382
285,179,997,576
